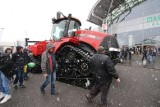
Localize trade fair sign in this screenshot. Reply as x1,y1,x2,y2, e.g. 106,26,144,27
146,15,160,27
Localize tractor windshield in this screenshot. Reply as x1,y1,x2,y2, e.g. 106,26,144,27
51,19,80,41
100,36,119,51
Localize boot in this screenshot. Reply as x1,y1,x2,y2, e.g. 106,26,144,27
40,87,45,94
13,85,18,89
51,91,59,95
20,85,26,88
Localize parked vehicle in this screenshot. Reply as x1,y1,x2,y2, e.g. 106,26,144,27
27,12,120,88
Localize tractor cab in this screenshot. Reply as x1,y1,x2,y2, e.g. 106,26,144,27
51,12,81,41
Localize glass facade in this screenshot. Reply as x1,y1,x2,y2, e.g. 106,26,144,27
105,0,147,25
108,0,160,50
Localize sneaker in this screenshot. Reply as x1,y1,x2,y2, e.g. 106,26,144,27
40,88,45,94
51,92,59,95
20,85,26,88
85,94,93,103
24,76,30,80
14,85,18,89
24,78,28,80
0,92,5,99
0,94,11,104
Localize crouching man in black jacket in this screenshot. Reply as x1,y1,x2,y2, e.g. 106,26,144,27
86,46,120,107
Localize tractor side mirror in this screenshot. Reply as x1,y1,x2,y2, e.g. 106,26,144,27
69,31,76,37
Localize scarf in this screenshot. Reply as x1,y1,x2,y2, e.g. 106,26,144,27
48,54,53,72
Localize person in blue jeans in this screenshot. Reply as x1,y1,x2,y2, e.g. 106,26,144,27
13,67,25,87
12,46,26,89
40,43,59,95
0,48,13,104
0,72,11,104
41,71,57,94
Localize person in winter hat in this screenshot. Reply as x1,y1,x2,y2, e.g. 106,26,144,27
40,43,59,95
86,46,120,107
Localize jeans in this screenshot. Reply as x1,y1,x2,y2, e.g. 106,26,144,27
150,55,153,62
152,56,156,63
40,71,56,93
13,66,24,86
147,54,150,62
0,71,11,95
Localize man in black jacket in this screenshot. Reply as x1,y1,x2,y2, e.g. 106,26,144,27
86,46,120,107
12,46,26,88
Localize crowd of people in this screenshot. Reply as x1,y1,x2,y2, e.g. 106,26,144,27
119,45,158,65
0,44,120,107
0,46,29,104
142,46,157,63
119,46,133,61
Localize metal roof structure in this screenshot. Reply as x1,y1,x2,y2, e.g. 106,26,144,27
87,0,147,26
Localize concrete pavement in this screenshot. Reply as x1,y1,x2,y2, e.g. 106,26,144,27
0,65,160,107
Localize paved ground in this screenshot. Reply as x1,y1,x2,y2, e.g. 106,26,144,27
109,65,160,107
119,54,160,70
0,63,160,107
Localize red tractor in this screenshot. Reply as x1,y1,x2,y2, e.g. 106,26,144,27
28,12,120,87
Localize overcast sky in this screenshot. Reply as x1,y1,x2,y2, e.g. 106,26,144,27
0,0,98,42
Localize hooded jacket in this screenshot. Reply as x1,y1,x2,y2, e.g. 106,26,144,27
41,43,57,74
90,52,119,85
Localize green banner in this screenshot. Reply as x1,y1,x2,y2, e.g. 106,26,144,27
146,15,160,26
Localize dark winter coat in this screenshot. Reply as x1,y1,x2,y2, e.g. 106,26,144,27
151,50,156,56
142,49,147,55
0,52,14,78
12,52,27,68
90,53,119,85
